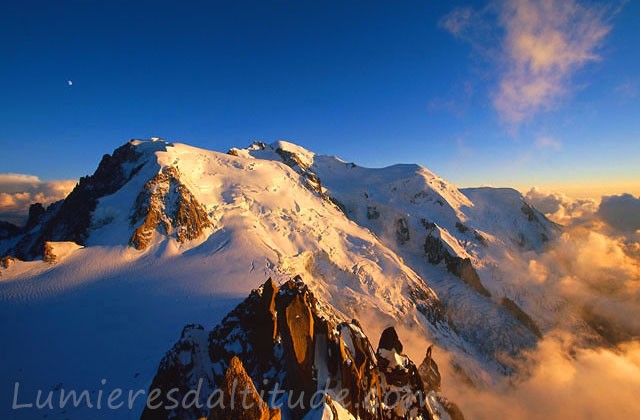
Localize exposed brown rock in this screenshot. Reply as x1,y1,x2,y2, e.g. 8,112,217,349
7,141,145,260
43,242,57,264
208,356,281,420
261,278,278,341
130,166,211,250
285,294,314,370
418,346,466,420
418,346,441,392
144,276,458,420
434,394,466,420
274,147,309,171
0,256,17,269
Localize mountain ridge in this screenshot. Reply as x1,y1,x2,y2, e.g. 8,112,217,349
0,137,590,419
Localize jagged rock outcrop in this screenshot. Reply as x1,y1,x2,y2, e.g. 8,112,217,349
500,298,543,339
142,276,458,420
43,242,57,264
367,206,380,220
396,218,410,244
41,241,83,264
422,222,490,297
130,166,211,250
5,141,147,260
520,202,539,222
208,356,281,420
418,346,441,393
274,147,310,172
0,221,21,240
418,347,465,420
376,327,430,419
25,203,46,230
0,255,17,269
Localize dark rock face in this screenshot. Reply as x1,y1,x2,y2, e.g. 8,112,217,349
367,206,380,220
376,326,430,419
25,203,46,231
0,221,21,240
455,222,469,234
5,142,146,260
407,286,446,325
396,218,410,244
500,298,543,339
418,346,441,393
130,166,211,250
452,258,490,297
418,347,465,420
142,277,457,420
455,221,488,247
423,224,491,297
520,203,540,222
378,326,403,354
140,324,213,420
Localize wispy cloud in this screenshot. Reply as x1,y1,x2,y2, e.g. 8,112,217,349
535,135,562,151
0,173,76,225
441,0,616,125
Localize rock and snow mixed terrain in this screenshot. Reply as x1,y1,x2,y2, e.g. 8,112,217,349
1,137,607,419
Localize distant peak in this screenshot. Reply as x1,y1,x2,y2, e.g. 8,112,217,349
127,138,174,153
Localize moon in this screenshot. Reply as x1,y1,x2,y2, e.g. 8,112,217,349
67,80,73,86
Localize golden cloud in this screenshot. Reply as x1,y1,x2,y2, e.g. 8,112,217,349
0,173,76,226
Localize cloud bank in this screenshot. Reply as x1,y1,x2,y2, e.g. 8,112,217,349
441,0,615,124
437,188,640,418
0,173,76,226
524,187,598,225
444,335,640,420
597,194,640,234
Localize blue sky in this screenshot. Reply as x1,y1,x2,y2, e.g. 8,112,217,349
1,0,639,197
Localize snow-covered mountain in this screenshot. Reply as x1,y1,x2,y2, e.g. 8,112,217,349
0,138,575,419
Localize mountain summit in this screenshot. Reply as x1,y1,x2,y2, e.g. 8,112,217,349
0,138,581,419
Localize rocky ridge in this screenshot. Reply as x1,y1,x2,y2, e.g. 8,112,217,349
141,276,461,420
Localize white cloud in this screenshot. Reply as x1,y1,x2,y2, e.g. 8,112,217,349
441,0,615,124
0,173,76,225
495,0,611,123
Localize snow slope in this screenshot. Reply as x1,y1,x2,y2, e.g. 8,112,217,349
0,138,565,419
